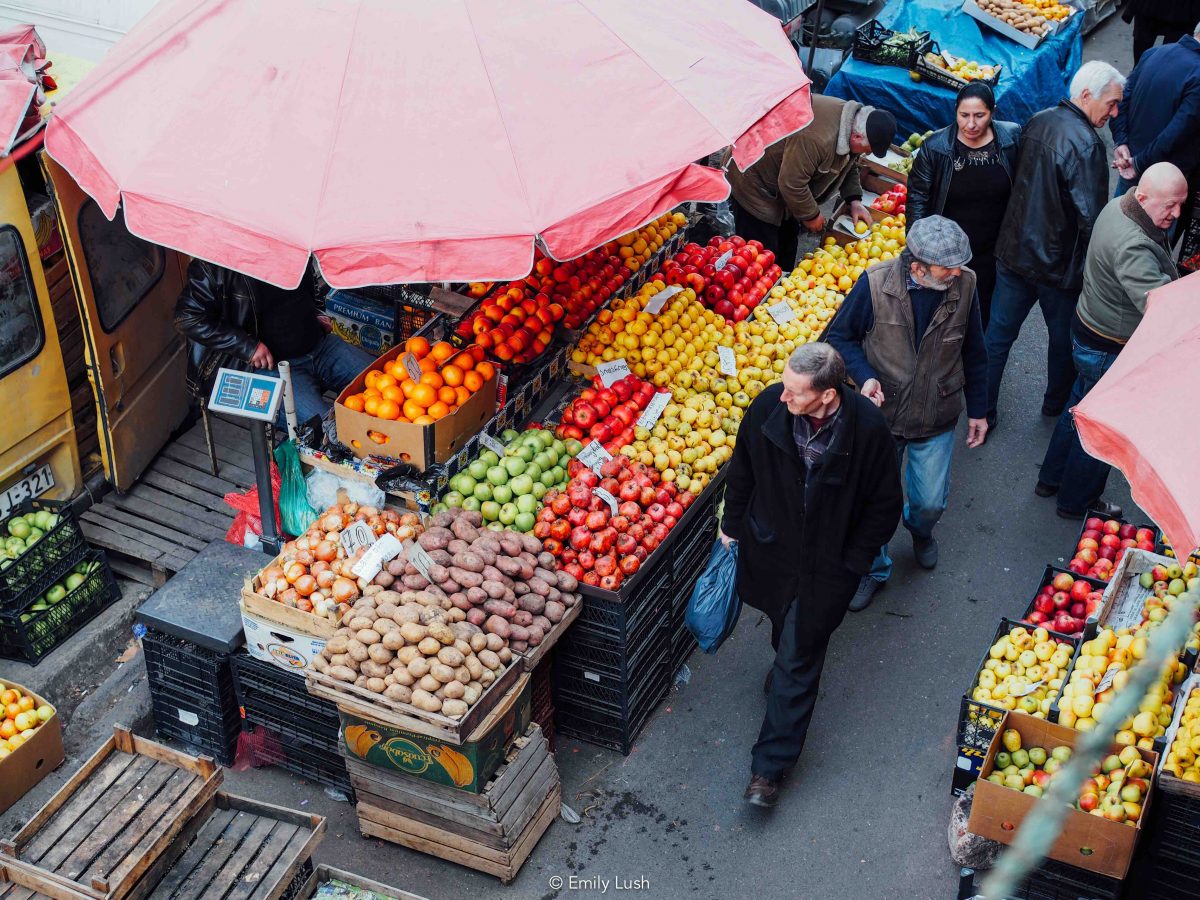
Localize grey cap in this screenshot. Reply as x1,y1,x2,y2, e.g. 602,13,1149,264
905,215,972,267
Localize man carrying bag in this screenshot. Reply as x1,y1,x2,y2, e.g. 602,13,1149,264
718,344,902,808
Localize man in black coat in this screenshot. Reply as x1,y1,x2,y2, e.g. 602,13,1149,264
719,343,902,808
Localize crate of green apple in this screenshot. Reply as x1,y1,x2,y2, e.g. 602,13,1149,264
537,453,699,595
0,499,87,613
433,427,581,533
1021,566,1107,637
1068,514,1158,582
553,374,667,450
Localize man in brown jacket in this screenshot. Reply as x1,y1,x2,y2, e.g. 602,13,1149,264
726,95,897,270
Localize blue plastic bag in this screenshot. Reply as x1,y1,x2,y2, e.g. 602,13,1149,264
685,539,741,654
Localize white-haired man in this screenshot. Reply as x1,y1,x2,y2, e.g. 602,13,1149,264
983,61,1125,471
1036,163,1188,518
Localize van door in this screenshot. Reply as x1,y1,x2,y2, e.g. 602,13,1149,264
41,154,189,492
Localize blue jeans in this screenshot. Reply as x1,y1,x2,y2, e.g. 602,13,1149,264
270,332,375,429
869,429,956,582
984,260,1079,421
1038,339,1120,515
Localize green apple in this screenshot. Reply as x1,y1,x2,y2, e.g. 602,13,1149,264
429,502,449,515
498,503,518,526
1028,747,1047,767
531,482,548,500
995,751,1011,770
534,451,552,471
502,457,526,477
501,429,520,443
45,585,67,604
1023,785,1044,798
486,521,504,532
452,473,477,495
515,494,538,514
26,528,43,543
31,601,49,612
479,450,500,467
564,439,583,457
515,444,535,463
514,512,536,533
7,519,30,540
1051,746,1072,763
480,501,501,522
467,460,489,480
65,573,86,591
32,510,52,531
509,474,534,496
462,496,482,512
1011,749,1030,769
522,464,542,485
443,491,465,508
486,465,509,486
472,482,493,502
492,484,513,504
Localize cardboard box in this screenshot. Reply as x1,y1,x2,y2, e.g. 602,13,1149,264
241,605,328,673
338,676,531,793
334,344,499,468
828,200,890,245
241,561,338,641
860,144,911,184
961,0,1072,50
968,711,1156,879
0,681,63,815
325,290,396,356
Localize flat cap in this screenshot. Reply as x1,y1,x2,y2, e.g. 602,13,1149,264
906,215,972,267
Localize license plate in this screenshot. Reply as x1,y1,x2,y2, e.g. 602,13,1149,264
0,465,55,519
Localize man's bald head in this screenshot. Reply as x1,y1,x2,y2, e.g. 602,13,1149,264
1135,163,1189,229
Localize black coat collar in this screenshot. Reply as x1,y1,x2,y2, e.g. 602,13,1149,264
763,383,858,472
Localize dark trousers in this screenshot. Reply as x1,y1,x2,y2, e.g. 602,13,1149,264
752,595,843,779
1133,17,1187,64
973,250,997,330
730,197,800,272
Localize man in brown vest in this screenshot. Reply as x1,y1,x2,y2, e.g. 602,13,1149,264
826,216,989,611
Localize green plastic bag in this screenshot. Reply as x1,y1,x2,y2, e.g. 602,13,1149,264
274,439,317,538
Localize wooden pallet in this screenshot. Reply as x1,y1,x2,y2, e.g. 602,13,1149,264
80,417,256,586
0,728,221,900
351,726,559,884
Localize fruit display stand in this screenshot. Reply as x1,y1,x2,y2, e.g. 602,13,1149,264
0,681,62,816
294,864,430,900
348,723,559,885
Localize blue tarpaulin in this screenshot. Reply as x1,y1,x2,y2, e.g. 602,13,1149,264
826,0,1083,140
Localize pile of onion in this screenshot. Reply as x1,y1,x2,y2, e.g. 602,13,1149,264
257,502,423,618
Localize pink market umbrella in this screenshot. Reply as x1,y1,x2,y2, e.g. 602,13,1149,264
1074,271,1200,555
45,0,812,289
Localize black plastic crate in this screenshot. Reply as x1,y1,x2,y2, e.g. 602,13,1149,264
279,859,315,900
143,629,241,765
0,550,119,664
555,657,672,755
851,20,930,69
240,723,353,798
1018,565,1107,641
961,856,1121,900
232,653,339,726
0,498,87,613
240,693,341,757
531,655,556,753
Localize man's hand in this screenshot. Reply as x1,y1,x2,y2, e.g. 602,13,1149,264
802,212,826,233
860,378,885,407
249,342,275,370
718,529,736,548
317,314,333,334
848,200,873,229
1113,145,1136,180
966,417,989,448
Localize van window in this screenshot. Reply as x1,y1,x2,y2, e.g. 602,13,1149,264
0,225,43,380
78,201,165,332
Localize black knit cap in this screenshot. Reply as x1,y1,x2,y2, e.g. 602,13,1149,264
864,109,896,157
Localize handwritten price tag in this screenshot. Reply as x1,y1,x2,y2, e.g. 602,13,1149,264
577,440,612,474
339,521,376,556
596,359,632,387
404,540,436,582
718,346,737,377
594,487,618,515
766,301,796,325
350,533,403,581
400,352,423,384
715,249,734,270
637,391,670,430
1094,664,1121,696
479,433,506,456
645,285,682,315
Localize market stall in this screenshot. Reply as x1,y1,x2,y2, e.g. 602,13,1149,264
826,0,1083,140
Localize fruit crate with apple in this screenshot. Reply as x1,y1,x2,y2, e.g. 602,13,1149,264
1020,566,1108,639
0,498,87,614
1069,511,1159,583
913,45,1001,91
1155,531,1200,568
0,550,119,665
1099,548,1196,641
851,21,931,69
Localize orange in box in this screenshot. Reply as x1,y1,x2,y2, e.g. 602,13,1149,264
0,681,63,815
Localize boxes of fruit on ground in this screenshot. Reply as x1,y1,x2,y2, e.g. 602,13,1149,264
1159,676,1200,798
962,0,1075,51
1068,512,1158,583
914,47,1001,91
0,499,86,614
860,143,914,183
968,711,1156,879
0,679,61,815
1020,566,1107,638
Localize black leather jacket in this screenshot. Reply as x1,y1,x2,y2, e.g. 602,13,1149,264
174,259,264,394
906,120,1021,226
994,101,1109,291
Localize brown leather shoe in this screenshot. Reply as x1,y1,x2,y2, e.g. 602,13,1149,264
744,775,781,808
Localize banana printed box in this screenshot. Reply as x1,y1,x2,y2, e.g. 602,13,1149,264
339,680,531,793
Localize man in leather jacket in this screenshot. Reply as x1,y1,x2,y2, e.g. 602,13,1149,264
983,61,1124,434
175,259,375,427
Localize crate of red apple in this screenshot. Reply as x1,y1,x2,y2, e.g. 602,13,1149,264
553,374,666,452
657,236,783,322
1068,515,1158,582
535,454,696,593
1021,566,1107,637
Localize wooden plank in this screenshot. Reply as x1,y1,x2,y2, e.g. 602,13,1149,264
344,758,491,813
79,521,172,569
243,827,316,900
119,797,218,900
188,419,254,458
81,510,200,558
184,817,288,900
8,739,120,855
118,485,232,532
128,733,218,780
493,759,559,843
497,787,561,885
149,458,238,501
158,443,255,490
145,809,242,900
346,767,492,820
106,492,227,540
173,429,255,474
82,505,205,553
104,557,159,587
138,472,230,517
355,804,510,866
487,734,548,818
354,790,507,849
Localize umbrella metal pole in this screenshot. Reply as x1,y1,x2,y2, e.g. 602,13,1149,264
806,0,827,76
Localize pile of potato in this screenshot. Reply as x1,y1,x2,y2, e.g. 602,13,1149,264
314,589,512,720
975,0,1050,36
407,508,581,653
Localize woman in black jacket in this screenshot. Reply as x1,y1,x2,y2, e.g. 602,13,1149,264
906,83,1020,326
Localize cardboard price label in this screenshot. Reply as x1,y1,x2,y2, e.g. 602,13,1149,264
715,249,734,270
645,284,682,315
718,346,737,377
400,352,423,384
1094,664,1121,696
350,533,404,581
596,359,632,387
1011,680,1043,698
637,391,670,430
766,301,796,325
577,440,612,474
404,540,436,582
594,487,618,515
479,433,506,456
339,521,376,556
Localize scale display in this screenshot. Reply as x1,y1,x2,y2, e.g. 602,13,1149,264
207,368,284,422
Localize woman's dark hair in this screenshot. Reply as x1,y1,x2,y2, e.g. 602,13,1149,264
955,81,995,113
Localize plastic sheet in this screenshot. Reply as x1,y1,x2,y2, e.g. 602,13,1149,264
826,0,1083,140
223,464,282,546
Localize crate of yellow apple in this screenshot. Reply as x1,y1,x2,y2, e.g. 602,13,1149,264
0,679,61,814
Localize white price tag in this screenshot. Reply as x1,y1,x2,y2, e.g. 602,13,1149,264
715,249,734,270
400,352,423,384
479,433,506,456
1011,680,1043,698
404,540,436,582
339,521,376,556
596,359,632,387
717,346,737,377
577,440,613,474
1094,664,1121,696
351,533,404,581
767,301,796,325
636,391,670,430
645,285,682,315
594,487,618,515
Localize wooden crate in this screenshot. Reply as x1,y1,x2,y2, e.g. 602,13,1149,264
352,726,559,884
242,572,338,642
0,727,221,900
306,657,523,745
295,864,429,900
518,600,580,672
